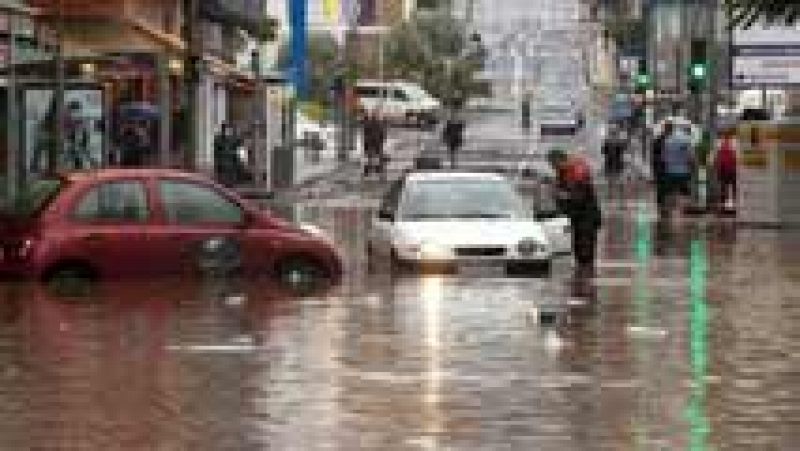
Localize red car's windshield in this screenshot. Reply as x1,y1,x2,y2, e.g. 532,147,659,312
2,179,65,220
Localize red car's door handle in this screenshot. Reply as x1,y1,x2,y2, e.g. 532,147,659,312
82,233,105,242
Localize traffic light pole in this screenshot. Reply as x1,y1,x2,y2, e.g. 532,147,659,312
182,0,199,172
51,1,65,176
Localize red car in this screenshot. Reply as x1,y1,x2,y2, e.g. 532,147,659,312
0,169,342,287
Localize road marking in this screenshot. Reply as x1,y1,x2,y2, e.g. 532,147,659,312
593,277,689,288
166,343,261,354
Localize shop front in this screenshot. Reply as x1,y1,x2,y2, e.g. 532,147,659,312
2,51,186,181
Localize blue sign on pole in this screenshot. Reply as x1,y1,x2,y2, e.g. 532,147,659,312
288,0,307,99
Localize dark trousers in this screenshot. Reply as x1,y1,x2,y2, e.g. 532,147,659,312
572,223,599,270
718,171,737,207
447,144,459,169
654,172,667,211
364,146,385,176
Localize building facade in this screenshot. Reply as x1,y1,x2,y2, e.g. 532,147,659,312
0,0,274,201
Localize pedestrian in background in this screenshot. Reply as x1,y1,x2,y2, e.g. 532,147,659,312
362,111,387,179
548,148,602,278
651,121,671,215
214,122,243,186
601,124,628,199
521,92,532,131
712,127,738,213
443,112,465,169
662,123,695,219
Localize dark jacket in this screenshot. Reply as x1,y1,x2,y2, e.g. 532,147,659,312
363,117,386,155
601,137,626,176
651,133,667,178
555,157,602,230
443,120,465,149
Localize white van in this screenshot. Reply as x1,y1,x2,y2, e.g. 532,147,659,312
354,80,441,127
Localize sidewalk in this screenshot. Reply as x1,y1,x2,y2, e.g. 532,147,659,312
232,131,420,201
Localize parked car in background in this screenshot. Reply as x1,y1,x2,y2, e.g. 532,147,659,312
367,171,571,275
0,169,342,290
537,100,584,136
354,80,441,127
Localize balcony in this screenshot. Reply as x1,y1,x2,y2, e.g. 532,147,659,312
200,0,273,39
26,0,123,19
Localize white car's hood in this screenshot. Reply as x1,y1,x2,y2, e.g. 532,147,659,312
394,220,548,247
539,116,577,125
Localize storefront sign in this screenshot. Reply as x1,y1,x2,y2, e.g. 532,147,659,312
733,50,800,87
733,23,800,87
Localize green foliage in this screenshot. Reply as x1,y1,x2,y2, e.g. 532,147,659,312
276,32,341,106
298,101,329,122
725,0,800,28
383,11,486,104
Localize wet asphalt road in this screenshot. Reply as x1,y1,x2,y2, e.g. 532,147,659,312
0,113,798,450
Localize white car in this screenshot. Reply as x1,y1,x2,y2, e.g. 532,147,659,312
367,171,571,275
355,80,441,126
537,101,584,136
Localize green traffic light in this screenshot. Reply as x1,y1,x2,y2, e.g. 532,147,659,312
636,73,651,88
690,63,707,81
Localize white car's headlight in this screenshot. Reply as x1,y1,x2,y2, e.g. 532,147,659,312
419,241,450,260
394,240,449,260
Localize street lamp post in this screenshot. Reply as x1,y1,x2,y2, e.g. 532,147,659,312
182,0,199,172
51,0,66,176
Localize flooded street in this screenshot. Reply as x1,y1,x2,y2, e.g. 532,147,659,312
0,194,797,450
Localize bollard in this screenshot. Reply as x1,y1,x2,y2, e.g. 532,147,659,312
686,165,709,215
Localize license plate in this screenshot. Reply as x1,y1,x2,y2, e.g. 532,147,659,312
458,262,506,276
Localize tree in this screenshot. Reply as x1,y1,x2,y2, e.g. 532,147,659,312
725,0,800,28
382,11,486,105
277,32,341,106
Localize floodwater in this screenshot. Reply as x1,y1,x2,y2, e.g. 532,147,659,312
0,196,797,450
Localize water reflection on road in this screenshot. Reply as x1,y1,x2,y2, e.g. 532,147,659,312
0,204,797,449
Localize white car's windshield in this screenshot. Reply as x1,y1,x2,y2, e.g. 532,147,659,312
398,179,529,220
538,104,573,115
403,85,433,101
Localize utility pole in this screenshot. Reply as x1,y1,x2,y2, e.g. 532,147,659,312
6,10,18,200
339,0,360,163
50,0,66,176
182,0,199,172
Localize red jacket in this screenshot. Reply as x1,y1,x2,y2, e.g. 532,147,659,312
716,137,737,175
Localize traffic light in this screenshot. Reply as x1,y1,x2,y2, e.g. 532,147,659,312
689,39,708,93
634,58,651,94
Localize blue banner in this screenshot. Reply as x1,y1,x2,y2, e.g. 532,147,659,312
288,0,308,99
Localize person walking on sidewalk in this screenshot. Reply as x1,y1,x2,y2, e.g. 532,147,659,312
662,124,696,219
363,111,387,179
651,121,671,215
443,112,465,169
548,148,602,278
214,123,244,187
601,124,628,199
521,92,532,132
712,128,738,213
